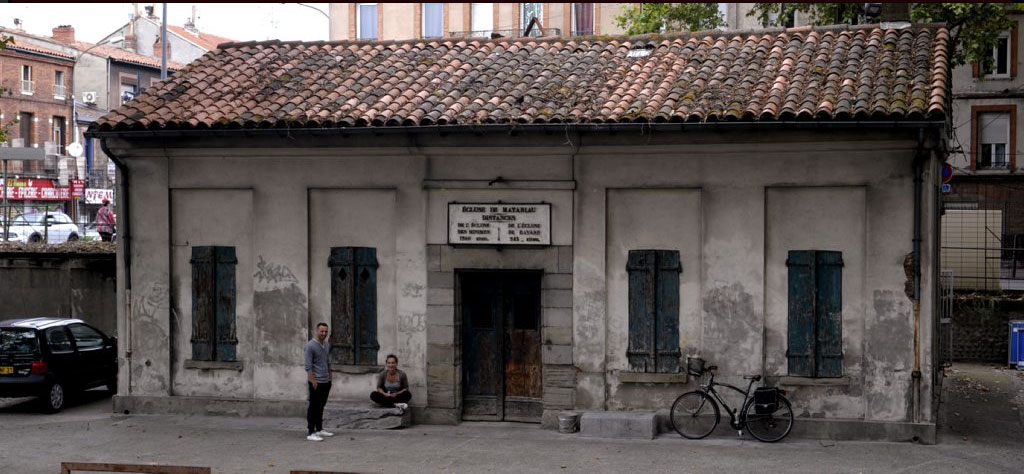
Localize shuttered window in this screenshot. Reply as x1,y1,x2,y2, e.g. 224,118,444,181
626,250,681,373
190,246,238,362
328,247,380,365
786,250,843,377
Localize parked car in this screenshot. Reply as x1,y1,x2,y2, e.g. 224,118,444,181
7,212,81,243
0,318,117,412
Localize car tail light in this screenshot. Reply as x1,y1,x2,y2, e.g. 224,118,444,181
30,360,48,375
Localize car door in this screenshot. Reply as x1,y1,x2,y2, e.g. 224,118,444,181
67,324,108,388
43,327,77,387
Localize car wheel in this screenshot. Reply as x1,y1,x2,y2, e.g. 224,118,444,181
29,233,42,243
42,381,65,413
68,233,79,241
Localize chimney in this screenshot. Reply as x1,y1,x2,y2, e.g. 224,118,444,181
880,3,911,22
123,33,138,53
153,37,171,60
52,25,75,44
13,18,23,31
144,5,157,19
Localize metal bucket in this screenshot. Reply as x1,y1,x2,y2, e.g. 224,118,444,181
557,412,579,433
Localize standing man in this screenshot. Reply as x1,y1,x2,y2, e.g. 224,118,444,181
94,198,116,242
304,322,334,441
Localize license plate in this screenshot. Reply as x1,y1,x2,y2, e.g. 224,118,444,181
0,366,12,375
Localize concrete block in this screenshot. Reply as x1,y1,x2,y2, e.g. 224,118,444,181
543,365,577,388
323,401,412,429
580,411,657,440
427,343,455,365
427,304,454,326
416,407,459,425
543,344,573,365
427,324,454,345
428,271,454,289
542,273,572,290
558,246,573,273
544,307,572,328
427,245,442,272
542,289,572,309
543,387,575,408
426,385,456,407
427,363,455,381
428,287,454,305
544,326,572,345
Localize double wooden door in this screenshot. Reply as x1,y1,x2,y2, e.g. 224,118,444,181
461,271,543,422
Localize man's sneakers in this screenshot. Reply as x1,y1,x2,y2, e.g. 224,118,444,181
306,433,323,442
317,430,335,437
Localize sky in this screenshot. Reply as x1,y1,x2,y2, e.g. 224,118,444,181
0,3,331,44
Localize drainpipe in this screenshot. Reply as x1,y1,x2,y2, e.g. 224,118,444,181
100,138,132,394
911,128,926,424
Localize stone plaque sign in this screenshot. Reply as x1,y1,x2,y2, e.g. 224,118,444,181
449,203,551,246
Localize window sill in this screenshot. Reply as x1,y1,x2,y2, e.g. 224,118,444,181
184,359,243,371
775,376,851,386
333,364,384,374
618,372,687,384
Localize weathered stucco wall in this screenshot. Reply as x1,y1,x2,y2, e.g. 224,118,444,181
106,127,940,437
0,253,116,335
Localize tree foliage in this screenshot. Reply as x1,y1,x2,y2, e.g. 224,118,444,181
616,3,1017,69
614,3,724,35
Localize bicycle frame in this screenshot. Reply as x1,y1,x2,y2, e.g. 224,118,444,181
699,371,759,430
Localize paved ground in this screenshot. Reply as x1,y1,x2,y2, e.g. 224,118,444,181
2,363,1024,474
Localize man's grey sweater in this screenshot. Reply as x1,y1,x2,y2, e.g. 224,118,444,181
304,339,331,383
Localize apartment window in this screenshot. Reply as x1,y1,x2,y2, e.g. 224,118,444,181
786,250,843,378
18,112,34,146
190,246,238,362
422,3,443,38
471,3,493,37
626,250,681,373
329,247,379,365
51,116,66,154
571,3,594,36
984,31,1011,78
357,3,378,40
979,112,1011,169
53,71,65,99
21,65,33,94
120,82,138,106
521,3,543,36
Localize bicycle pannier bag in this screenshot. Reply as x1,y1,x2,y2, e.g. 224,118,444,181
686,357,705,377
753,387,778,414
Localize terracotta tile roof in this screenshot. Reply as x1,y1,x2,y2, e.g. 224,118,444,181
5,42,75,60
0,27,185,70
93,25,949,132
165,25,234,51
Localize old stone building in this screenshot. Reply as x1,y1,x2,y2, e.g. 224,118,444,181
89,24,949,441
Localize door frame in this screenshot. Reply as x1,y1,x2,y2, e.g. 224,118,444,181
456,269,544,422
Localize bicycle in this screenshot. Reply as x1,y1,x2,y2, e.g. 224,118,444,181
669,358,794,442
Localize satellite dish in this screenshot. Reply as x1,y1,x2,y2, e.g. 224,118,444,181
67,142,84,158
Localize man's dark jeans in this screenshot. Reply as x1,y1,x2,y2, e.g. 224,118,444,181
307,381,332,434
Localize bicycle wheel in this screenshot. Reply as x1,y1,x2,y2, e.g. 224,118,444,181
743,394,794,442
670,391,720,439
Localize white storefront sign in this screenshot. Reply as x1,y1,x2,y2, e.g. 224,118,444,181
84,188,115,204
448,202,551,245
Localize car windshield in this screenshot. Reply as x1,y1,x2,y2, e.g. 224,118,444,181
0,328,39,356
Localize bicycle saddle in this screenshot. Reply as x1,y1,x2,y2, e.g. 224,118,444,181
743,375,762,381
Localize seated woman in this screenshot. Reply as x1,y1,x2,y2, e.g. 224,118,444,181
370,354,411,409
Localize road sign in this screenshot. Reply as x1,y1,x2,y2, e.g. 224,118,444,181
941,183,952,193
67,142,83,157
942,163,953,184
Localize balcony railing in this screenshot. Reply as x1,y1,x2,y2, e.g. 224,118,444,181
54,84,66,99
448,27,562,39
21,80,34,94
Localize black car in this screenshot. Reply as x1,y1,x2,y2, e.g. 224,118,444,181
0,318,117,412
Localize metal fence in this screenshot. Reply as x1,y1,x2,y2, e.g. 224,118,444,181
941,179,1024,291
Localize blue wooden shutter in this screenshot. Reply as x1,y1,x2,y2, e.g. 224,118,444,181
328,247,379,365
815,251,843,377
214,247,238,361
786,250,815,377
190,246,215,361
627,250,656,372
655,250,682,373
353,247,379,364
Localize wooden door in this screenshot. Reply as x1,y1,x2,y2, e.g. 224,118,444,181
461,271,542,421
